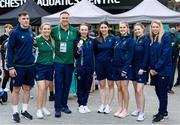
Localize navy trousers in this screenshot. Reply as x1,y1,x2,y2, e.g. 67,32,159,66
168,60,177,90
54,63,74,112
176,58,180,84
76,67,93,106
154,75,169,115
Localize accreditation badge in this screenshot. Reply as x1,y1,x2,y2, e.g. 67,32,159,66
60,42,67,53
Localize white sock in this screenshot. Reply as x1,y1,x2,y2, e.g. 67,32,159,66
12,105,18,114
22,104,28,112
37,109,42,113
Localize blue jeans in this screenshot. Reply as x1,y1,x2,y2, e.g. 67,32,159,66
54,63,74,112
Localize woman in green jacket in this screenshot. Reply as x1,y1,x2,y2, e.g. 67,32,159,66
35,23,54,119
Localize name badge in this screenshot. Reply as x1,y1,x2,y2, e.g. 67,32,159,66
60,42,67,53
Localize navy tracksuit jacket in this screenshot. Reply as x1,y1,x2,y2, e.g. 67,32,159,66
132,35,150,83
74,37,97,106
95,35,116,80
7,25,35,69
149,32,172,116
112,35,134,80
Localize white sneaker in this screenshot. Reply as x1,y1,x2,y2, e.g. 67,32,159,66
137,112,145,121
97,105,105,113
42,108,51,116
104,105,112,114
131,110,139,116
84,106,91,113
4,88,10,92
78,105,86,113
36,110,44,119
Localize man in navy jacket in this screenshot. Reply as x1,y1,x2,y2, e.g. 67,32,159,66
7,11,35,123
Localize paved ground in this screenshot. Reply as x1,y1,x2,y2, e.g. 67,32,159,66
0,80,180,125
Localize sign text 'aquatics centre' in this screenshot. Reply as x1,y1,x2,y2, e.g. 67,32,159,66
0,0,121,8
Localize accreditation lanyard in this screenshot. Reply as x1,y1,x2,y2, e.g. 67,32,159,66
80,44,84,66
80,39,89,66
44,40,53,51
58,26,70,53
114,37,126,49
136,35,144,44
80,39,85,66
58,28,70,42
44,38,55,58
104,36,109,42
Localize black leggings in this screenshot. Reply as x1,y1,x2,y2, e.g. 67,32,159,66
1,70,12,92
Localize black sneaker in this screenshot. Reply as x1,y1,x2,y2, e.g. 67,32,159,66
62,107,72,114
49,95,55,101
152,115,164,123
153,113,168,119
12,112,20,123
21,111,33,120
168,90,175,94
55,111,61,118
174,83,180,87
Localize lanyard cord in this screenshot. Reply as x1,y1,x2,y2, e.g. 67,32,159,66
114,37,125,49
80,39,90,66
58,26,70,42
44,40,53,51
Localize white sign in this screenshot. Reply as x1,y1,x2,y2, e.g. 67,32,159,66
0,0,26,8
0,0,120,8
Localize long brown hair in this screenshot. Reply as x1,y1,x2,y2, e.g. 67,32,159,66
98,21,110,42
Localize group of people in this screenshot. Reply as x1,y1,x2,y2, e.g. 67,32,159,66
0,10,179,124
